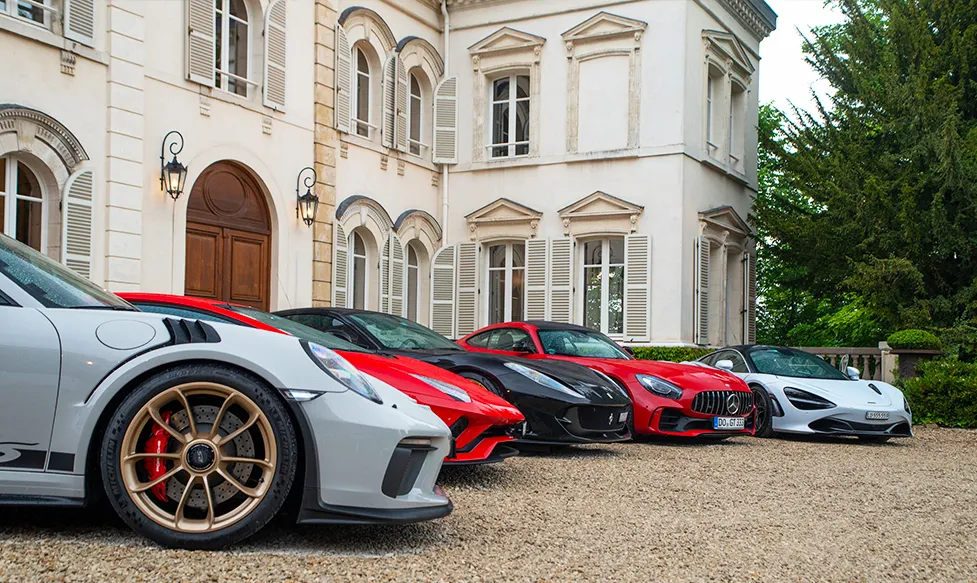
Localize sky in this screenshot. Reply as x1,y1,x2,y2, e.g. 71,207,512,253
759,0,846,114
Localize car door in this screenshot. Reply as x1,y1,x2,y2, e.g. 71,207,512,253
0,302,62,472
478,327,538,357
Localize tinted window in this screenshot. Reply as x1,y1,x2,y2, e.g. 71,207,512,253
537,329,630,359
750,347,849,380
227,306,370,353
466,331,493,348
487,328,535,352
286,313,367,347
699,352,719,366
346,312,462,351
134,303,239,325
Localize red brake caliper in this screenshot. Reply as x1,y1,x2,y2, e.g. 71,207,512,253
143,411,173,503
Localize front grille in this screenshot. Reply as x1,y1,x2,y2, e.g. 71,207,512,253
691,391,754,416
572,406,629,431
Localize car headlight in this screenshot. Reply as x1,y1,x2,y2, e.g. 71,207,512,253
412,374,471,403
783,387,835,410
301,341,382,404
636,374,683,400
504,362,585,398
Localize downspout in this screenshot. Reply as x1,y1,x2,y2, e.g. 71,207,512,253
440,0,450,243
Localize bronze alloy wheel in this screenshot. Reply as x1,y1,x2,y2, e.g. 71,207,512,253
119,382,277,534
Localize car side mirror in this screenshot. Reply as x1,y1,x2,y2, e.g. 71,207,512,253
715,359,734,371
623,346,635,356
846,366,861,380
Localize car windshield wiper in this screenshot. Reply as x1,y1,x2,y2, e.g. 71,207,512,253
70,305,138,311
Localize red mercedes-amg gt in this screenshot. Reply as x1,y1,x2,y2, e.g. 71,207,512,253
120,294,526,464
459,321,755,439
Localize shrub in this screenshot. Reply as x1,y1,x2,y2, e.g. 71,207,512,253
902,359,977,428
934,325,977,363
887,329,942,350
631,346,712,363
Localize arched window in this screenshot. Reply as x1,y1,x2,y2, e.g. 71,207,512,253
487,242,525,324
0,156,45,253
351,231,368,309
354,47,372,137
216,0,250,97
407,244,419,321
582,238,624,335
408,73,423,156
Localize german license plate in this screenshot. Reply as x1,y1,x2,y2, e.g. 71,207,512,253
619,411,629,423
713,417,746,430
865,411,889,420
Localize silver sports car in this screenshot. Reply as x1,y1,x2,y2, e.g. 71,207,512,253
0,234,452,549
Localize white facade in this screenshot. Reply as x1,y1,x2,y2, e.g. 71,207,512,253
330,0,774,346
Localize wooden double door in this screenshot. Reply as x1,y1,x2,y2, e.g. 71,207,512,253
185,162,271,311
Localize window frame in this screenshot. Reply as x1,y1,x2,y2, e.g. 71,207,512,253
489,73,531,159
352,46,374,138
406,243,419,321
579,237,625,336
215,0,253,98
0,155,47,255
486,242,526,324
2,0,55,30
407,72,423,156
350,231,369,310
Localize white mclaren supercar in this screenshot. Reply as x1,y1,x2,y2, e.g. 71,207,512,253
694,346,913,442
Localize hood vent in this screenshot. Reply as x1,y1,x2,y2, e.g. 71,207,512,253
868,383,882,395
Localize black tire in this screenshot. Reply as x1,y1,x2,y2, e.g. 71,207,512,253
458,370,505,398
750,384,775,438
858,435,891,444
100,363,297,550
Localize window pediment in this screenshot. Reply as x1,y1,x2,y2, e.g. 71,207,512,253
466,198,542,241
562,12,647,44
699,205,751,238
469,27,545,57
559,191,643,236
703,30,754,76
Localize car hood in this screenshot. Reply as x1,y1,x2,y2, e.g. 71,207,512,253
588,358,751,392
771,376,900,407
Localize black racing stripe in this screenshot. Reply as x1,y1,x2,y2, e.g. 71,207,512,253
0,448,47,470
47,452,75,472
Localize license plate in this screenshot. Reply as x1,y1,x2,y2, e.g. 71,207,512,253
713,417,746,430
619,412,629,423
865,411,889,420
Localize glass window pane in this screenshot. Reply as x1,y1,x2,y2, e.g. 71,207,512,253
407,265,418,322
0,158,6,193
228,20,248,96
407,245,418,267
608,238,625,265
584,241,602,266
489,244,506,268
410,95,422,141
16,198,42,252
511,243,525,268
0,195,5,233
511,268,524,321
489,270,505,324
215,15,223,86
492,102,509,157
353,233,365,255
516,75,530,99
229,0,246,19
493,78,509,102
410,75,421,96
16,163,40,198
353,256,366,309
608,265,624,334
17,0,44,24
515,99,530,155
584,267,602,331
357,49,369,73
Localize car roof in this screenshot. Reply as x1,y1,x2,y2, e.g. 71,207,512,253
522,321,595,332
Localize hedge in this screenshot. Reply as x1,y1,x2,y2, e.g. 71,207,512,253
887,329,942,350
631,346,712,363
902,359,977,428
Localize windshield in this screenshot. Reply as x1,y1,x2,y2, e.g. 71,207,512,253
227,305,369,353
347,312,462,351
538,329,631,359
750,348,850,380
0,233,133,309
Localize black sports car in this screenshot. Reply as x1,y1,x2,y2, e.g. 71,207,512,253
275,309,633,445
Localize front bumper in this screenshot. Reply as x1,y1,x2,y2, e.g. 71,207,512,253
514,401,632,444
285,388,452,525
774,402,913,438
652,407,755,436
445,420,524,465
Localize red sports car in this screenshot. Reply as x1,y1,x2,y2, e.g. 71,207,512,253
120,294,526,464
458,321,755,439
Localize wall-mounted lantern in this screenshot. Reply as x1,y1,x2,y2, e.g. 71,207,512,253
296,166,319,227
160,130,188,200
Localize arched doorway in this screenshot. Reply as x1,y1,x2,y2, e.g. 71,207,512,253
185,161,271,310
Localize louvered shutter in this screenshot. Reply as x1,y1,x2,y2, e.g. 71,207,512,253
62,169,94,279
333,224,349,307
263,0,287,110
745,251,757,343
624,235,651,341
64,0,96,47
431,246,456,337
382,55,398,149
186,0,215,86
389,233,406,317
395,58,409,152
335,24,352,133
695,237,711,346
380,234,390,313
456,243,478,337
433,76,458,164
525,239,547,320
549,238,573,323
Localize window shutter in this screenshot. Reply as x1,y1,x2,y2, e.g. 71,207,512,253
624,235,651,341
335,24,352,133
382,55,398,149
525,239,547,321
389,233,406,317
456,242,478,337
431,245,456,338
62,169,94,279
380,234,390,313
186,0,215,86
745,251,757,343
263,0,287,111
695,237,711,346
395,58,409,152
333,224,348,307
433,76,458,164
549,238,573,323
64,0,96,48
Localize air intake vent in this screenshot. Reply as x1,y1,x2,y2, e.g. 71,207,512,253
163,318,221,345
868,383,882,395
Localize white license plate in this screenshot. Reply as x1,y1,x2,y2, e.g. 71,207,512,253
619,412,629,423
713,417,746,430
865,411,889,420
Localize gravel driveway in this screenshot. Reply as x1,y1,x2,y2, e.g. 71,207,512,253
2,427,975,582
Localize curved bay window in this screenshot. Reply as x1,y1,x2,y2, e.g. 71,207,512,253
215,0,250,97
490,74,530,158
350,231,368,309
0,156,44,252
487,242,525,324
582,238,624,335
